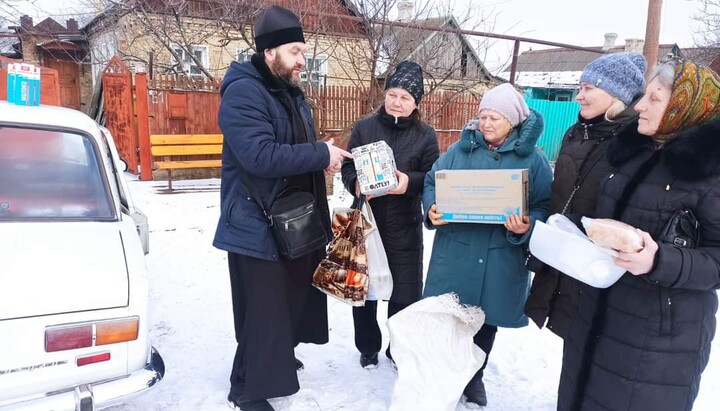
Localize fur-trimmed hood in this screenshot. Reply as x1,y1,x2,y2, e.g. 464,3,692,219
607,117,720,181
459,108,544,157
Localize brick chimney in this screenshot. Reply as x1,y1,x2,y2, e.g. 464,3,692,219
602,33,618,51
20,15,33,30
397,0,414,22
66,18,79,32
624,38,645,53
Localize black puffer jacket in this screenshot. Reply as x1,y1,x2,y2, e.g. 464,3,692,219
557,119,720,411
525,104,642,338
341,108,439,304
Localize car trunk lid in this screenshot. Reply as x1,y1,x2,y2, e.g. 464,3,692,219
0,222,129,320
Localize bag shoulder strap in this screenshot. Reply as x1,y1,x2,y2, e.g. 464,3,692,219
237,168,271,223
561,140,606,214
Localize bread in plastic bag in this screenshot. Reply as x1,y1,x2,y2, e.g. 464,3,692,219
581,217,644,253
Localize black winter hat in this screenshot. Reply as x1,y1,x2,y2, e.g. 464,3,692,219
385,61,424,104
254,6,305,53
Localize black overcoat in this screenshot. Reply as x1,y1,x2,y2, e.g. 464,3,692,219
341,108,439,304
557,119,720,411
525,105,642,339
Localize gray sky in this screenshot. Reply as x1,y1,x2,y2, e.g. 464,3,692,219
455,0,703,71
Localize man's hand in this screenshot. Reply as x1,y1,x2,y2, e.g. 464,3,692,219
428,203,449,226
386,170,409,195
505,214,530,235
324,138,352,175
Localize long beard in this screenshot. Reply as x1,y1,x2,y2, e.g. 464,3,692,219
271,59,300,87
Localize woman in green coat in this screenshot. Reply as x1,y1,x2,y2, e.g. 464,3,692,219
422,83,553,407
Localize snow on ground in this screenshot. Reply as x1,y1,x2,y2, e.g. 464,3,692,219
109,175,720,411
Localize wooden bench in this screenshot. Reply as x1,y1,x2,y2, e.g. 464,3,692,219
150,134,223,190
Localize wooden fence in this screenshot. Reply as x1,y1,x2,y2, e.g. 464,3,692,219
101,66,481,180
304,85,481,152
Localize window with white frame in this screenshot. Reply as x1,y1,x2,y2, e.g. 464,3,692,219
236,48,255,62
301,54,328,86
172,44,209,76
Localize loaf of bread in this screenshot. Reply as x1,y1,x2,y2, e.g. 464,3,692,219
581,217,644,253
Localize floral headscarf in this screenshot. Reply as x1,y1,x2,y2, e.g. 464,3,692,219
655,58,720,140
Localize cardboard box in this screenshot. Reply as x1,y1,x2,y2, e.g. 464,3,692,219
435,169,529,224
352,141,398,196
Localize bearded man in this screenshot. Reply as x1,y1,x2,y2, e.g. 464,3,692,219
213,6,351,411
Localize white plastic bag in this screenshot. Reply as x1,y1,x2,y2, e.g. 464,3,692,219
529,215,626,288
387,293,486,411
363,202,393,301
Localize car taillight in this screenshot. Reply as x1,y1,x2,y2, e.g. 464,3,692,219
77,352,111,366
97,318,139,346
45,317,139,352
45,325,93,352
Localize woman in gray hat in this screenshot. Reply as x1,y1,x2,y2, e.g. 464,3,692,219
341,60,440,369
423,82,553,407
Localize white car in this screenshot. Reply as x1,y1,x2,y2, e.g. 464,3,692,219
0,101,164,410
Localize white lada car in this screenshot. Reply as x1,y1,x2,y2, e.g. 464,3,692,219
0,101,164,410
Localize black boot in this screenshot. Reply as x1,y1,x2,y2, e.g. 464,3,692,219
359,352,379,369
463,370,487,407
227,394,275,411
295,357,304,373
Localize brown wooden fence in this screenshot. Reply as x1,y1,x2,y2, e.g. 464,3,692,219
102,56,139,173
104,67,481,180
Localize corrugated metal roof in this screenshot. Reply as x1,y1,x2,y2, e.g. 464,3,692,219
509,44,676,72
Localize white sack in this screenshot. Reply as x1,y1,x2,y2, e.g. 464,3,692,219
387,293,486,411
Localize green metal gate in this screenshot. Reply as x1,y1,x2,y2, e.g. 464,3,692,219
525,98,579,161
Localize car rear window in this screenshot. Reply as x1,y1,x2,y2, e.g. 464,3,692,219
0,127,115,220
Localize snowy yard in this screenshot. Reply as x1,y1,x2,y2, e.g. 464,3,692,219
109,175,720,411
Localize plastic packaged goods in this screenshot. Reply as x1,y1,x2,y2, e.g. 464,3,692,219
6,63,17,103
31,66,41,106
546,214,586,239
581,217,644,253
351,141,398,196
18,64,33,105
529,214,627,288
9,64,41,106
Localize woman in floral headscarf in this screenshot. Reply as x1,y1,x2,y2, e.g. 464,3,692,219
557,58,720,411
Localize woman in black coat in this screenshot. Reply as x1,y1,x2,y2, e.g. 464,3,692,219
558,58,720,411
525,52,648,339
341,61,439,369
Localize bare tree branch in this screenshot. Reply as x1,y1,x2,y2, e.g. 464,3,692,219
693,0,720,48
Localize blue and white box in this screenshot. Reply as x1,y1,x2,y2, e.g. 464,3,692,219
435,169,529,224
352,140,398,196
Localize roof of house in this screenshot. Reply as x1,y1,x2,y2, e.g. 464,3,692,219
509,44,671,72
508,44,719,73
505,42,720,89
84,0,367,37
385,15,492,80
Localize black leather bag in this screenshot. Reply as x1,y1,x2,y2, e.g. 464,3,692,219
658,209,700,249
268,189,329,259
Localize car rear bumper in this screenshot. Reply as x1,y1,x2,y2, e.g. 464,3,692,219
0,347,165,411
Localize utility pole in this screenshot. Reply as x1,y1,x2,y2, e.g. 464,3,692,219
643,0,663,78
